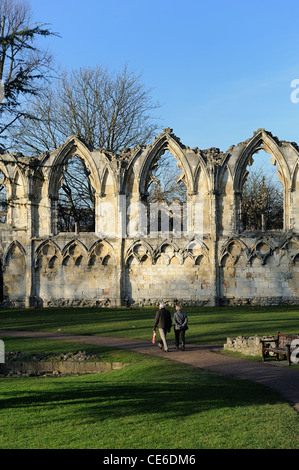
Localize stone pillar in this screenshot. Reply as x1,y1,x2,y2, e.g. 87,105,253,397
208,189,220,306
233,190,243,233
94,191,102,234
24,240,35,308
50,196,58,236
284,188,291,231
24,173,37,307
115,194,126,306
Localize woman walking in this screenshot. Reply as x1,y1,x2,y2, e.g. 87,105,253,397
173,305,188,350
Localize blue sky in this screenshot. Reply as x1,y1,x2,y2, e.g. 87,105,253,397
30,0,299,153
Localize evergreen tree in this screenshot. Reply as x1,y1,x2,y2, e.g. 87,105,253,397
0,0,58,148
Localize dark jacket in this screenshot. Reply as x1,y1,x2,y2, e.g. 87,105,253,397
153,308,172,332
173,309,188,330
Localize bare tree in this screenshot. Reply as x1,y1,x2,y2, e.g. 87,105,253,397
147,150,187,204
241,168,283,230
57,156,95,232
12,64,160,154
11,64,160,231
0,0,58,147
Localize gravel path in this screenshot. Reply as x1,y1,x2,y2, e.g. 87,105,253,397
1,329,299,412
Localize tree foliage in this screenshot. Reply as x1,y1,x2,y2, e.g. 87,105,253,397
0,0,57,147
241,168,283,230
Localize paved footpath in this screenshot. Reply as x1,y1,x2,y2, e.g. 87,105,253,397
1,329,299,413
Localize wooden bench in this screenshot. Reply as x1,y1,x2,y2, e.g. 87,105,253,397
261,332,299,366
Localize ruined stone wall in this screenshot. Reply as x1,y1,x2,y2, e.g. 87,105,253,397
124,238,212,306
0,128,299,308
219,234,299,306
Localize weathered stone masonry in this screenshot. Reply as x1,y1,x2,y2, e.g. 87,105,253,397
1,127,299,308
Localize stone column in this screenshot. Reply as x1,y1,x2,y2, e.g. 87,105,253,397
208,189,220,306
284,187,291,231
25,239,35,308
233,190,243,233
50,196,58,236
116,194,126,306
25,174,37,307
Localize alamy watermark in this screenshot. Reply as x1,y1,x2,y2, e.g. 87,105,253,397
291,338,299,364
290,79,299,103
0,80,4,104
96,199,204,239
0,339,4,363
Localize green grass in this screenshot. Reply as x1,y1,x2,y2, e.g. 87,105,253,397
0,337,298,449
0,305,299,449
0,304,299,345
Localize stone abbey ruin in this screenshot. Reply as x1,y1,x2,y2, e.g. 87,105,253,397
1,127,299,308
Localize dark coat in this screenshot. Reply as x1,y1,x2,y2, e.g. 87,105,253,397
173,309,188,330
153,308,172,332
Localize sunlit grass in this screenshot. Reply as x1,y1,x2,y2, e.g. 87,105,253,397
0,304,299,345
0,306,299,449
0,337,298,449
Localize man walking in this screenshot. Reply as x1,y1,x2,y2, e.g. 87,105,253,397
153,302,172,352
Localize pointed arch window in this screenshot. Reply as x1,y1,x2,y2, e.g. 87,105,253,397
147,150,187,204
146,149,187,236
241,148,283,231
0,172,7,223
57,155,95,232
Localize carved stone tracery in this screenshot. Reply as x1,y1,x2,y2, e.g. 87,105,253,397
0,128,298,307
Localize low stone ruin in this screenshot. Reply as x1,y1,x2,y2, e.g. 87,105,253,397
0,351,126,376
224,335,276,357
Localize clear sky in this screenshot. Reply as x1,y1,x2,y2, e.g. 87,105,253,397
29,0,299,153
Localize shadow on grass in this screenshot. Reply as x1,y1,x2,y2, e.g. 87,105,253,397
0,369,286,424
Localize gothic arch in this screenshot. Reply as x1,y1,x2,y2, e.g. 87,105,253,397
4,241,26,266
88,239,116,265
11,167,27,199
125,239,154,266
153,239,182,265
291,160,299,192
193,159,210,193
138,129,195,197
280,237,299,264
36,239,61,257
0,162,11,197
46,136,101,197
61,240,89,268
101,165,117,196
183,238,210,264
3,241,26,303
35,240,62,273
232,130,292,231
248,237,276,265
217,159,233,192
219,237,249,267
61,239,89,257
35,240,62,266
233,129,291,192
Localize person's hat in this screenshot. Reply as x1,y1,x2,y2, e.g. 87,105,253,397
159,302,165,308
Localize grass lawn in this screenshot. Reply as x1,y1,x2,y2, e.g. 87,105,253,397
0,304,299,344
0,337,298,449
0,305,299,449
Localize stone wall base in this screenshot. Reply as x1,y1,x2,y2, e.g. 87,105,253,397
126,298,210,307
224,335,276,356
0,360,125,376
220,297,299,306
